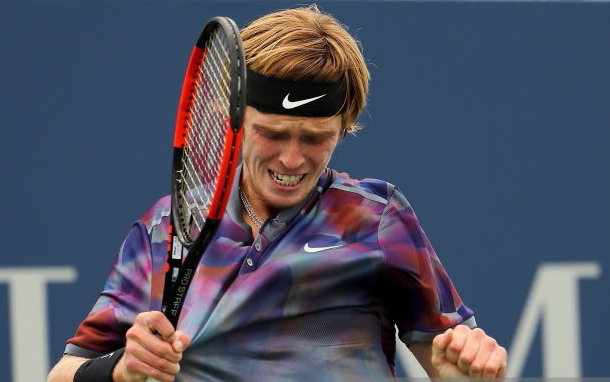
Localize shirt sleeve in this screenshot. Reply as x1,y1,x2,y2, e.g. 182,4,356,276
377,187,476,345
65,220,154,355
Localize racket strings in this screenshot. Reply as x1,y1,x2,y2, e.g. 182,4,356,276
178,28,233,241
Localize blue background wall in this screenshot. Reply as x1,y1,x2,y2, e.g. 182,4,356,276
1,1,608,380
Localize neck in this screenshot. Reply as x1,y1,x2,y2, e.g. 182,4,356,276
239,187,265,229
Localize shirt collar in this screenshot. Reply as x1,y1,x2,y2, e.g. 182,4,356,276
225,164,333,238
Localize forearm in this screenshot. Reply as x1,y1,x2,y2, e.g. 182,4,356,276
47,354,88,382
409,341,440,378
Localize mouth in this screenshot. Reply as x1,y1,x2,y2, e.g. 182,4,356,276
269,170,305,187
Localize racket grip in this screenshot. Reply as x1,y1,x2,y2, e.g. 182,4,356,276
145,378,161,382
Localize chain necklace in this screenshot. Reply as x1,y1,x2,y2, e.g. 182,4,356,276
239,188,265,228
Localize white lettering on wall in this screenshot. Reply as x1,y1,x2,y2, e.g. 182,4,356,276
506,262,601,377
0,267,77,382
397,262,602,378
0,262,602,380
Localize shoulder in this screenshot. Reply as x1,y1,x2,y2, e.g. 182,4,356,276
136,195,172,235
328,170,409,209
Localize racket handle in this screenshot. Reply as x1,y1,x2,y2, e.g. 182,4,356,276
145,378,161,382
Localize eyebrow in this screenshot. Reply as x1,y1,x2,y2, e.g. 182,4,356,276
252,123,338,140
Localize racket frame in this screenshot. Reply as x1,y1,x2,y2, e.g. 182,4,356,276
162,16,246,328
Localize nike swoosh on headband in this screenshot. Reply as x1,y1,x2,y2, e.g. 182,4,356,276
303,243,343,253
282,93,327,109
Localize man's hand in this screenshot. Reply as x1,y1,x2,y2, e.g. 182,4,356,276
431,325,507,378
113,311,191,382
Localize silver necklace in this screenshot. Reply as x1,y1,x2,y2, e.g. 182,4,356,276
239,188,265,228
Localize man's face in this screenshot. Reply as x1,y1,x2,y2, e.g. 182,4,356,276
240,106,342,215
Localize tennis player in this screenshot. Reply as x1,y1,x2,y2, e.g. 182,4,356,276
48,5,506,382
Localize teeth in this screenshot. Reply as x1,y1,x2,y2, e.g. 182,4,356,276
270,171,304,186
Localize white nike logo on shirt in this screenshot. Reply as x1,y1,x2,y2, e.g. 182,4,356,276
303,243,343,253
282,93,327,109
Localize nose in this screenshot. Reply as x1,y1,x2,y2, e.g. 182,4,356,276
278,139,305,169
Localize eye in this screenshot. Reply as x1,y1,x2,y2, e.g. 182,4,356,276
266,132,288,141
255,126,286,141
301,135,323,145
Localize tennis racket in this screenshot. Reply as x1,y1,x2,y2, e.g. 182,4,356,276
147,16,246,382
146,16,245,382
161,16,245,329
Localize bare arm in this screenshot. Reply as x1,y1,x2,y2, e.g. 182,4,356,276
47,311,190,382
47,354,88,382
408,342,440,378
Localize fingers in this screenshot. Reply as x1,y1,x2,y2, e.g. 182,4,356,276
482,343,507,378
467,329,506,378
117,312,191,382
456,326,485,376
119,346,179,382
431,328,462,377
432,325,507,379
129,312,182,363
173,331,191,353
142,311,176,343
445,325,470,368
431,328,452,370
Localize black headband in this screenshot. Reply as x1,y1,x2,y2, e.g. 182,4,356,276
246,68,346,117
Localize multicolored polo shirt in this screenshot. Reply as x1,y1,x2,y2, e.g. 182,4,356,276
65,168,475,381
